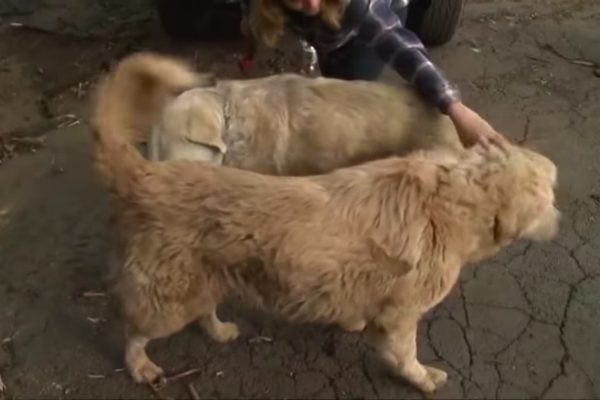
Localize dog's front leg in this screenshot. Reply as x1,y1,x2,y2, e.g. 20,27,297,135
367,317,447,393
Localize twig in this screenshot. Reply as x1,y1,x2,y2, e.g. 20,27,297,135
248,335,273,344
538,42,598,68
56,114,81,128
9,136,46,146
187,383,200,400
8,14,152,41
87,374,105,379
86,317,106,324
525,55,550,64
517,116,531,145
8,22,96,40
0,373,5,393
81,291,106,298
166,367,203,382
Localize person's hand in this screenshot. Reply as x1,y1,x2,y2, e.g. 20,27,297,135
447,101,510,151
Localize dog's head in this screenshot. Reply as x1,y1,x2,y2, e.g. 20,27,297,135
450,144,559,263
487,145,560,244
157,88,227,162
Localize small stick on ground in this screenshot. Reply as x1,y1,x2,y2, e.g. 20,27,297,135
81,291,106,298
248,335,273,344
86,317,107,324
187,383,200,400
166,367,203,382
9,136,46,146
538,42,598,68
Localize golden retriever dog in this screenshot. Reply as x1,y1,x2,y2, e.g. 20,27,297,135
90,63,560,394
105,52,462,176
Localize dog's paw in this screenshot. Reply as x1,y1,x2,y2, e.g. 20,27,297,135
419,366,448,393
130,359,164,385
340,319,367,333
213,322,240,343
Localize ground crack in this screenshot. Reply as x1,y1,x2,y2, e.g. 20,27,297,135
516,116,531,144
361,353,381,398
425,318,481,396
539,276,586,397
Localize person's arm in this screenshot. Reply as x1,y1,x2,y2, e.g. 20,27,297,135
356,0,459,113
355,0,508,148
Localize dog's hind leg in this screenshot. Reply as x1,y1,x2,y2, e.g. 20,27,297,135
339,318,367,333
366,315,447,393
124,307,192,384
198,309,240,343
124,326,165,385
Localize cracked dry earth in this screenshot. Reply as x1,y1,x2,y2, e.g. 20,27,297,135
1,0,599,399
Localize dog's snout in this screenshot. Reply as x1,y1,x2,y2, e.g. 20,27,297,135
525,205,560,241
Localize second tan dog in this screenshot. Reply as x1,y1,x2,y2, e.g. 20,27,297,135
91,63,560,394
105,52,462,176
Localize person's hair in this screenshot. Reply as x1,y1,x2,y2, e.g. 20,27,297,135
250,0,345,47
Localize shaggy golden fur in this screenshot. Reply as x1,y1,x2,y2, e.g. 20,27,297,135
106,52,462,176
90,60,560,393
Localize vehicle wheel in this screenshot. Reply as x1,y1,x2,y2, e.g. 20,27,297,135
407,0,465,46
156,0,242,41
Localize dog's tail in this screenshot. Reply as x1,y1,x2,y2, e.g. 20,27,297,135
90,52,206,196
93,52,211,143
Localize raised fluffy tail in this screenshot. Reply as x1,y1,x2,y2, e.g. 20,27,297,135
89,52,207,196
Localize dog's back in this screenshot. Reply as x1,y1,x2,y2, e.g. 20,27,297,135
104,50,463,175
194,73,460,175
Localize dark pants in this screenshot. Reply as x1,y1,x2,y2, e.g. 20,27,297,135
319,3,409,81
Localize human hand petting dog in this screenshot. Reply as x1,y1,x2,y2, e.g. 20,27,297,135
447,101,510,151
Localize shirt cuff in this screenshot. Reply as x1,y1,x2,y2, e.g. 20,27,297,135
436,85,461,114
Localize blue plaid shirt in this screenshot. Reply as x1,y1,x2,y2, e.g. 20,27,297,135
243,0,460,113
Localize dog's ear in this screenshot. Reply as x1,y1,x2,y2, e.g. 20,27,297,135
493,207,520,243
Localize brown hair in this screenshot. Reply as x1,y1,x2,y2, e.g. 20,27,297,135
250,0,345,47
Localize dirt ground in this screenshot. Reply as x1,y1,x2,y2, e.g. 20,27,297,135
0,0,599,398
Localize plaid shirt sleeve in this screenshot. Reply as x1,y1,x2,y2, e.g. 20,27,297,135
357,0,460,113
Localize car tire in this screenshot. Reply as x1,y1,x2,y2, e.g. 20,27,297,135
407,0,465,46
156,0,242,41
